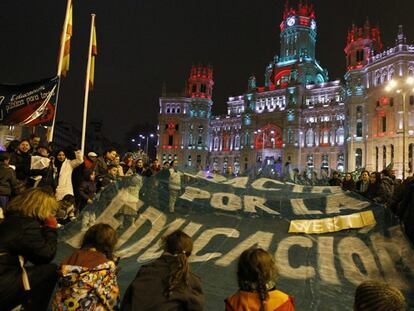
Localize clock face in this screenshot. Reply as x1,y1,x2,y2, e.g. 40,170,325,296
287,17,295,27
310,20,316,30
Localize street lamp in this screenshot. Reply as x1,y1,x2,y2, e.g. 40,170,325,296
141,133,156,157
385,77,414,179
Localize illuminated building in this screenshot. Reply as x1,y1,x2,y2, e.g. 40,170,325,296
157,2,414,178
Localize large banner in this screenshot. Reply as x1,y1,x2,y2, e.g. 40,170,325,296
59,173,414,310
0,76,59,126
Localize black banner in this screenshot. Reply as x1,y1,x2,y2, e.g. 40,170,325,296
0,76,59,126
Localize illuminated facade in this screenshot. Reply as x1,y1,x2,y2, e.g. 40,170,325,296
157,2,414,178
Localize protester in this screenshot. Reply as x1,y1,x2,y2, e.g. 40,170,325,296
72,151,98,206
157,161,171,210
354,280,405,311
0,188,59,310
355,170,370,197
98,164,119,190
135,158,146,176
121,230,204,311
85,151,98,169
367,172,382,202
5,139,20,154
113,154,124,176
9,139,32,182
150,158,161,174
52,223,120,310
342,173,355,191
0,151,17,209
225,247,295,311
329,171,342,186
32,145,56,190
168,160,181,213
55,149,83,201
56,194,77,223
95,148,117,178
78,168,97,211
121,154,136,176
379,168,395,205
28,134,41,154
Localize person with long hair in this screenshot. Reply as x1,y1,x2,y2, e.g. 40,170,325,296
54,149,83,201
225,247,295,311
342,173,356,191
354,280,406,311
0,188,59,310
121,230,205,311
52,223,120,310
367,172,382,202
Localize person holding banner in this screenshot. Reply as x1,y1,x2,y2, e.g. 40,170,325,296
225,248,295,311
55,149,83,201
121,230,205,311
168,160,182,213
353,280,406,311
0,188,58,311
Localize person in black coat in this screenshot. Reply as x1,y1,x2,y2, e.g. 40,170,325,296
342,173,356,191
9,139,32,182
0,151,17,208
0,188,59,310
121,230,205,311
78,168,97,211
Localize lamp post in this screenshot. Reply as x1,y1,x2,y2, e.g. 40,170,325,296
385,77,414,179
140,133,155,158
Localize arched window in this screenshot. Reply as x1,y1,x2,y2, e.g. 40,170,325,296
336,127,345,145
356,121,363,137
383,145,387,169
177,107,181,114
337,153,345,172
234,135,240,150
375,146,379,171
213,137,219,151
307,154,314,168
188,155,192,167
355,148,363,168
390,144,394,164
409,143,414,172
376,72,381,86
320,129,329,145
306,129,313,147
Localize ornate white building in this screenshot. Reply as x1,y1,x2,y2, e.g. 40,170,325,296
157,2,414,178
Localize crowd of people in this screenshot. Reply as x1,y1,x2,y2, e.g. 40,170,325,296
327,168,414,243
0,188,408,310
0,136,412,310
0,135,184,227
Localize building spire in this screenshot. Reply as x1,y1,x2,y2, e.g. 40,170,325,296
395,25,406,45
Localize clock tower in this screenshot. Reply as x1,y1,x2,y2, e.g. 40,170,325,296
280,1,317,62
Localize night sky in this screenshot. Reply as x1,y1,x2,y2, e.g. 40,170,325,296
0,0,413,142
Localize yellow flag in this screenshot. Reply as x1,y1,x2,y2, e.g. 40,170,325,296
89,20,97,90
61,3,72,77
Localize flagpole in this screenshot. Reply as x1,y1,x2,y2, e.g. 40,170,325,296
81,14,95,155
48,0,72,142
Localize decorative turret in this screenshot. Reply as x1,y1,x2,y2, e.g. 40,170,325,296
395,25,406,45
344,19,382,71
280,0,317,62
187,64,214,99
